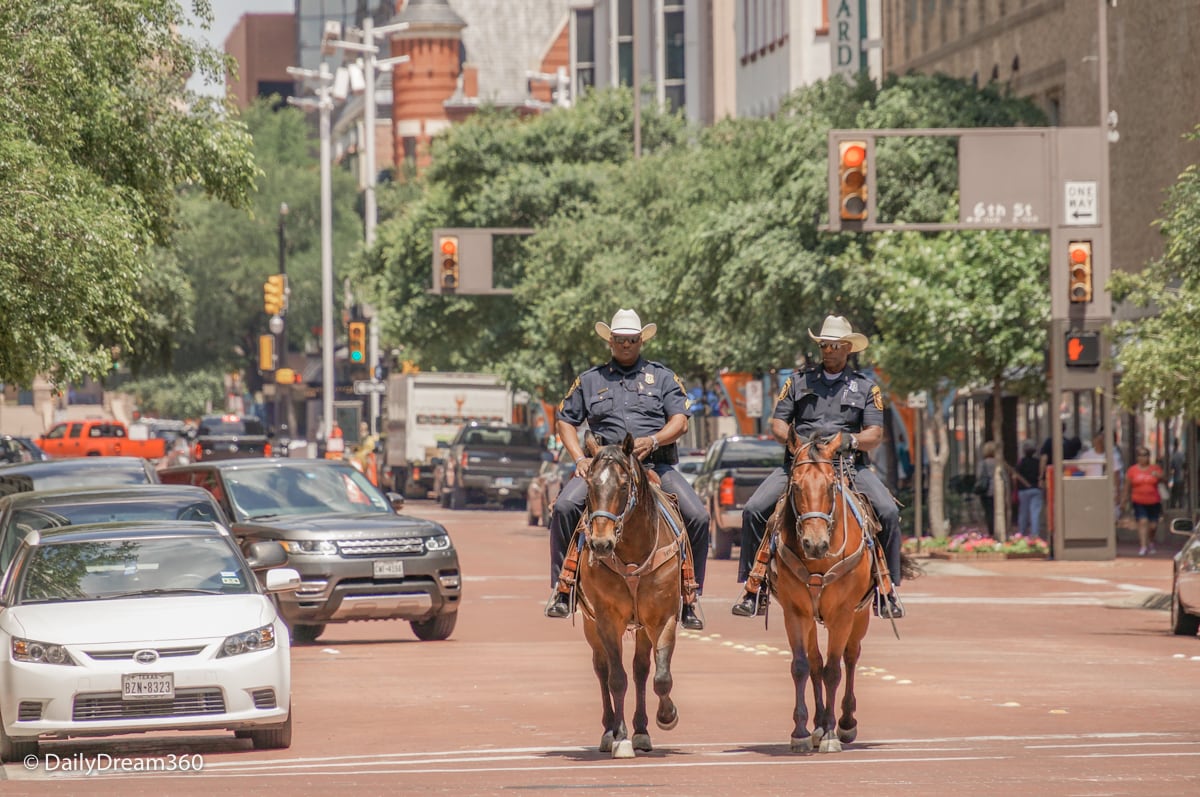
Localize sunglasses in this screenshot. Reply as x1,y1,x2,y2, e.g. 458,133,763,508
1137,450,1150,457
818,341,848,351
612,335,642,345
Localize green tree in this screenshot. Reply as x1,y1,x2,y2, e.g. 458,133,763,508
0,1,257,386
1110,127,1200,419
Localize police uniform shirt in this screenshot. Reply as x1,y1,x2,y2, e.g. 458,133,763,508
557,357,691,446
772,367,884,436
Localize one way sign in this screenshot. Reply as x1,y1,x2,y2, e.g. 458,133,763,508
1064,181,1098,226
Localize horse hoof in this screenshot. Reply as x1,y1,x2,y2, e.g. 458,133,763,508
819,738,843,754
790,736,814,753
810,727,825,745
612,739,636,759
838,725,858,744
656,708,679,731
600,731,614,753
633,733,653,752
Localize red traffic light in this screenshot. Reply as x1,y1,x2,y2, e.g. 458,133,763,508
440,238,458,256
840,144,866,170
1067,240,1093,303
838,140,868,221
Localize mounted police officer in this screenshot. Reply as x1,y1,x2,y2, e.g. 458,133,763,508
731,315,905,620
544,308,710,630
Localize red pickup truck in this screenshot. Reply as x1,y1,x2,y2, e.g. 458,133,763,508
35,420,167,460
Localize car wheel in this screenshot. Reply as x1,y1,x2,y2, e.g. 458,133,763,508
249,708,293,750
411,612,457,641
1171,591,1200,636
449,483,467,510
0,709,38,763
710,516,733,560
291,624,326,644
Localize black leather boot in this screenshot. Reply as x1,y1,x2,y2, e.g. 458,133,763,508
731,590,768,617
544,590,571,618
681,602,705,630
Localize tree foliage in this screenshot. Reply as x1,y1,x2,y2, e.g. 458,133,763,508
1110,127,1200,419
0,1,257,387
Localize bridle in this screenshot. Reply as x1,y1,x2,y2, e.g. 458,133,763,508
585,454,639,544
787,453,854,560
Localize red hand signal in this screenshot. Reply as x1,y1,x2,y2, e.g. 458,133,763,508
1067,337,1084,361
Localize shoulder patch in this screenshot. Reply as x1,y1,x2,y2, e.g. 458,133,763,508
558,377,581,412
776,377,792,403
870,384,883,411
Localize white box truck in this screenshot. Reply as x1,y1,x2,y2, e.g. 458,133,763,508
383,372,513,497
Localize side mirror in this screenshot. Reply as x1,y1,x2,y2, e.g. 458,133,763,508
1170,517,1195,537
264,567,301,593
386,491,405,512
244,540,288,570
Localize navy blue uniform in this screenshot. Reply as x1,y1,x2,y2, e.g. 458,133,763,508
550,357,709,589
738,366,902,587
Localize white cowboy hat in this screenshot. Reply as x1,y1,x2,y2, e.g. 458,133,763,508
808,315,869,353
595,308,657,343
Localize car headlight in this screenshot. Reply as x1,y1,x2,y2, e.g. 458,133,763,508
425,534,453,552
282,539,338,555
13,638,75,666
217,625,276,658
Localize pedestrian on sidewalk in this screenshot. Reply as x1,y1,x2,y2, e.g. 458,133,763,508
1014,440,1043,539
1123,447,1165,556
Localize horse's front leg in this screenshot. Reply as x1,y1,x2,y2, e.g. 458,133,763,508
782,607,815,753
818,610,855,753
583,618,623,754
631,629,653,752
836,608,871,745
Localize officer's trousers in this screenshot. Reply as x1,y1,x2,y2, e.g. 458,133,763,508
549,463,709,591
737,465,902,587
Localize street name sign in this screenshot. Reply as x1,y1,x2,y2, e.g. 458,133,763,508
353,380,387,395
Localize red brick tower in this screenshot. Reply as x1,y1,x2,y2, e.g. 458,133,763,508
387,0,466,172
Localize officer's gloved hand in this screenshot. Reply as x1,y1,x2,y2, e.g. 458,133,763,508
836,434,857,458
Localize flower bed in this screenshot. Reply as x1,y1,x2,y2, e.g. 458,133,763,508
904,532,1049,560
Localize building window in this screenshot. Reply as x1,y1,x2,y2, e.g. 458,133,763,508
663,5,685,112
617,0,634,87
402,136,417,166
574,9,596,95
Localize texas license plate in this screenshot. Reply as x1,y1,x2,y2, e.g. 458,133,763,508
373,559,405,578
122,673,174,701
495,477,514,487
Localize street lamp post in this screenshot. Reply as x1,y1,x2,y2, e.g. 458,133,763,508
323,19,409,434
286,63,337,445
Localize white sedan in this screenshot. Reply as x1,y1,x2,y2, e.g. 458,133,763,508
0,521,299,762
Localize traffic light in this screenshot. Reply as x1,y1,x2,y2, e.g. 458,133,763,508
258,333,275,372
438,235,459,293
1068,241,1093,303
1065,330,1101,367
263,274,287,316
838,139,869,222
348,321,367,364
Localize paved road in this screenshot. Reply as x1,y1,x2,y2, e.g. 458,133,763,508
4,501,1198,796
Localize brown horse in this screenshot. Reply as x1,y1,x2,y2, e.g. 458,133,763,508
769,430,876,754
576,433,683,759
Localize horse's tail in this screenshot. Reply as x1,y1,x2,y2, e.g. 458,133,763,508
899,550,923,581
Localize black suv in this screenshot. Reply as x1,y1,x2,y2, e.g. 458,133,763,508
192,414,271,461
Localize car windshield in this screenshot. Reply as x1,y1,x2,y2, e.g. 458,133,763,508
225,466,391,520
0,465,151,497
721,440,786,469
0,499,223,573
13,536,253,604
461,427,539,447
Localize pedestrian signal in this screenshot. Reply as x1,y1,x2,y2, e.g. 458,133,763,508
258,334,276,372
838,139,869,222
438,235,459,293
348,321,367,364
1065,330,1100,367
1068,241,1093,303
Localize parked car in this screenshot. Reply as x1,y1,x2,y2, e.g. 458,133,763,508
0,436,49,464
526,456,577,527
191,414,271,462
160,459,460,644
440,422,547,509
0,457,158,498
674,453,706,486
0,484,229,575
692,435,786,560
1170,516,1200,636
0,521,299,761
33,419,166,460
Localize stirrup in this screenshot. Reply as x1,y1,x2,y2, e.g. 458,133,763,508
544,590,571,619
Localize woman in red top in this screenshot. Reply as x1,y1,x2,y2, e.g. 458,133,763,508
1123,447,1165,556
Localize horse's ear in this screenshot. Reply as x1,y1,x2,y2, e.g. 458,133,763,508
786,426,800,457
584,432,601,457
819,433,842,460
621,433,635,456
